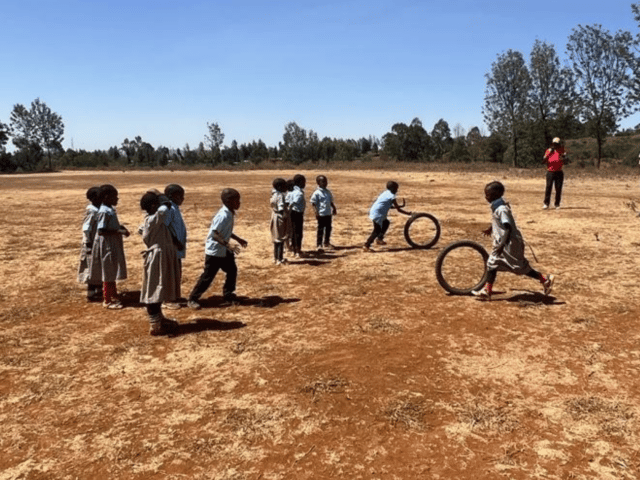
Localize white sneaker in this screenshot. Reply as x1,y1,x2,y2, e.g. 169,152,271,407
471,285,491,300
555,205,561,210
543,274,555,295
542,204,549,210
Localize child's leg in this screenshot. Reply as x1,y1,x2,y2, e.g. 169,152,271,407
103,281,117,303
378,219,390,240
526,268,554,294
189,255,221,301
220,252,238,299
316,219,323,247
322,216,332,246
365,222,383,247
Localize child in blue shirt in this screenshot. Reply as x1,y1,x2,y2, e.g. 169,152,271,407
163,184,187,308
288,174,306,257
188,188,248,309
310,175,337,252
363,181,411,251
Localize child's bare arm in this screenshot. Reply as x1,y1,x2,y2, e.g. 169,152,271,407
331,202,337,215
392,198,412,216
230,233,248,248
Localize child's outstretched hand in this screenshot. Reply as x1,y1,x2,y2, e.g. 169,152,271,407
119,225,130,237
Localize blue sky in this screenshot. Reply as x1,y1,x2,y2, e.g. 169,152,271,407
1,0,639,151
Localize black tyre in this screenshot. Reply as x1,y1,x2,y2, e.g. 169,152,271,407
435,240,489,295
403,213,441,249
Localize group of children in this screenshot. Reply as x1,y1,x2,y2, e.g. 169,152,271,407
77,176,555,336
269,173,338,264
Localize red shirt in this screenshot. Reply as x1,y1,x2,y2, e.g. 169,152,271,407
544,146,565,172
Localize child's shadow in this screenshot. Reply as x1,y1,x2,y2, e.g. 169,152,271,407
198,295,300,309
500,291,565,306
173,318,246,336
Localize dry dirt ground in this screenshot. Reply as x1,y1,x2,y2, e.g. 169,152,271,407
1,168,640,480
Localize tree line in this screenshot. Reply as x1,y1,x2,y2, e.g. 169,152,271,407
2,4,640,172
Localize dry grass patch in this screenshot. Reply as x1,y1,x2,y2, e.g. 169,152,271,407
565,396,635,437
299,375,349,399
383,397,430,431
449,395,519,433
356,315,403,334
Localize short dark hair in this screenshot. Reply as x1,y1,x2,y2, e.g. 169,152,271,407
164,184,185,198
386,181,399,192
221,188,240,205
485,181,505,197
272,177,287,192
98,184,117,203
140,192,159,214
316,175,327,184
286,179,295,191
86,186,100,205
293,174,306,187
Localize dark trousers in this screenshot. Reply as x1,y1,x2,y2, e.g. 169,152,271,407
486,268,542,284
365,219,390,247
316,215,332,246
273,242,284,262
544,170,564,207
290,210,304,252
189,252,237,301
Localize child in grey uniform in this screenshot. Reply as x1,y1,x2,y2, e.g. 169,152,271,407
139,190,180,336
270,178,289,265
89,184,130,309
77,186,102,301
472,181,554,300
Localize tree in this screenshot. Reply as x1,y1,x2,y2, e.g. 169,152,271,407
205,122,225,165
528,40,575,152
431,119,453,159
0,122,9,152
567,24,638,167
282,122,308,164
9,98,64,170
483,50,532,167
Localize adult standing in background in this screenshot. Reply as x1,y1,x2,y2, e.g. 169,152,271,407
542,137,567,210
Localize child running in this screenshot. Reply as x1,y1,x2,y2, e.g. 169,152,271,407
139,190,180,336
188,188,248,309
77,186,102,302
270,178,289,265
310,175,337,252
363,181,412,251
472,181,554,300
89,184,130,309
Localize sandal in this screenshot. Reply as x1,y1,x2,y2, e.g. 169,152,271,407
103,300,124,309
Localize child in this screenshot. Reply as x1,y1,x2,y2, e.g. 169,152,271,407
284,179,296,252
139,190,180,336
363,181,412,251
288,174,306,257
163,184,187,308
472,181,554,300
188,188,248,309
270,178,289,265
89,184,130,309
310,175,337,252
77,186,103,302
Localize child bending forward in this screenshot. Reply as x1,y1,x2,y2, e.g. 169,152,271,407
473,181,554,300
139,190,181,336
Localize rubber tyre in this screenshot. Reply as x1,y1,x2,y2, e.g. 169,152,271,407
435,240,489,295
403,213,441,249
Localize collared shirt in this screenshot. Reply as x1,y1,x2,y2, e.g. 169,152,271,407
97,204,121,231
82,204,99,243
288,186,306,213
204,205,234,257
369,190,396,225
490,197,521,246
310,187,334,217
165,201,187,259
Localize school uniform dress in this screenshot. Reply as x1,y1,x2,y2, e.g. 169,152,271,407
310,187,334,246
365,190,395,246
189,205,237,300
270,190,289,243
140,205,181,305
486,198,531,275
289,186,305,251
89,205,127,283
77,204,99,283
